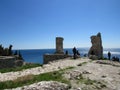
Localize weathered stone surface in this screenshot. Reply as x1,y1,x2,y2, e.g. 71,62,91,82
0,58,90,82
0,56,16,69
2,58,120,90
0,56,24,69
89,55,98,60
44,37,69,64
43,54,70,64
88,32,103,59
96,60,120,67
10,81,69,90
14,60,24,67
55,37,64,54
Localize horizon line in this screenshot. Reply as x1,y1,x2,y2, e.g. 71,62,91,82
13,47,120,50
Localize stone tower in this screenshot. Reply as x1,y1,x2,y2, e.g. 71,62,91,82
55,37,64,54
88,32,103,59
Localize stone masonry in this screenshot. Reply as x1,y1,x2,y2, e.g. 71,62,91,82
88,32,103,59
55,37,64,54
0,56,24,69
0,56,16,69
43,37,70,64
43,54,68,64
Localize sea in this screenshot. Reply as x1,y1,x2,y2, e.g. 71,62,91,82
14,48,120,64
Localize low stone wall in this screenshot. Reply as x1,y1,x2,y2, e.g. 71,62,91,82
43,54,70,64
0,56,16,69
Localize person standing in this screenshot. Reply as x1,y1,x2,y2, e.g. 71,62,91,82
108,51,111,60
77,50,80,55
65,50,68,55
73,47,77,59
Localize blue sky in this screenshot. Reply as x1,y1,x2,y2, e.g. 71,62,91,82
0,0,120,49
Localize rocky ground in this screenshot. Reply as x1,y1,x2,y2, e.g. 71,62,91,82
1,58,120,90
65,60,120,90
0,58,89,82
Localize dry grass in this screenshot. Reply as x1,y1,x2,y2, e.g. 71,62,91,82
13,74,34,83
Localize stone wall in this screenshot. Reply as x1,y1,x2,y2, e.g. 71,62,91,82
0,56,24,69
43,37,70,64
43,54,69,64
0,56,16,69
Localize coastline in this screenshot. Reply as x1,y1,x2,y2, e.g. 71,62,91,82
13,48,120,64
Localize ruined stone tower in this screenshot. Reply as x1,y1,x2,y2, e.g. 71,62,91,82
55,37,64,54
88,32,103,59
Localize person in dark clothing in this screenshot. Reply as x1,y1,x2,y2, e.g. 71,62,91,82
77,50,80,56
72,47,77,59
65,50,68,55
112,56,119,62
108,51,111,60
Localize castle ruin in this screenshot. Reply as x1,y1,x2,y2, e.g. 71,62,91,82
55,37,64,54
88,32,103,59
43,37,69,64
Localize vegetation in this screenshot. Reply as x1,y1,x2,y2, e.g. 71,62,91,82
0,68,71,89
77,74,106,89
62,66,75,70
14,50,24,60
0,44,13,56
0,63,107,90
0,44,24,61
8,45,13,56
77,62,88,66
0,63,42,73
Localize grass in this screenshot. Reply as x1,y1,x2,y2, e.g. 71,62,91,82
0,67,72,89
0,63,42,73
77,74,106,89
62,66,75,70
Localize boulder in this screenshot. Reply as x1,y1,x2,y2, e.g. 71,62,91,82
88,32,103,59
